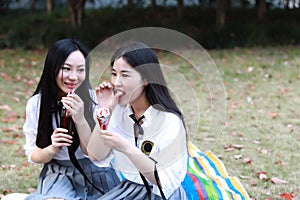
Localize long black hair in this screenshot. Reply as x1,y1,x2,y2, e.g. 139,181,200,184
33,38,96,148
110,42,184,121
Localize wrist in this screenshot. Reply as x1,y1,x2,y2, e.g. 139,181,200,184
73,113,85,124
47,145,60,155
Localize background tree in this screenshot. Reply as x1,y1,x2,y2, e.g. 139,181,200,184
151,0,156,10
66,0,87,27
257,0,266,20
0,0,10,14
177,0,184,18
30,0,37,11
46,0,54,14
127,0,133,8
216,0,226,29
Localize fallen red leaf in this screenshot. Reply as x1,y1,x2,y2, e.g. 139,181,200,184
0,72,9,80
0,104,11,111
2,112,19,123
259,148,272,154
27,79,35,86
280,193,294,200
13,97,20,103
249,179,257,186
255,171,267,176
269,112,278,119
2,140,17,145
2,126,19,132
17,147,25,157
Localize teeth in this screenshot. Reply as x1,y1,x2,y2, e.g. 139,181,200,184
117,90,124,94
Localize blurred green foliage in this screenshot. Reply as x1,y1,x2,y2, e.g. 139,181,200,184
0,7,299,49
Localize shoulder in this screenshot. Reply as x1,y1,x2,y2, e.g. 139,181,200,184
162,112,185,135
24,94,41,119
26,94,41,110
114,104,127,113
165,111,182,122
110,104,128,121
109,104,130,128
156,109,183,127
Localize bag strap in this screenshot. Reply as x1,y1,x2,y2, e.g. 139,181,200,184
130,114,166,200
60,107,105,195
150,157,167,200
68,147,105,195
134,136,152,200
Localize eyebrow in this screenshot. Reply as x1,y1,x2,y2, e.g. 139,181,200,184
112,68,133,73
63,63,85,68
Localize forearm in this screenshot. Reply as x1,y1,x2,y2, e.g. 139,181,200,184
30,145,59,164
87,124,111,161
125,146,157,185
75,119,91,155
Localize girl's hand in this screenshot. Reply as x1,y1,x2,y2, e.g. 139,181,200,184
51,128,73,150
95,81,121,110
61,92,85,124
100,129,133,154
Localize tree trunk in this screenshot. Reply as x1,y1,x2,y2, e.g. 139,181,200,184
216,0,226,29
225,0,231,12
30,0,37,11
46,0,55,14
127,0,133,7
66,0,87,27
177,0,184,18
150,0,156,10
257,0,266,20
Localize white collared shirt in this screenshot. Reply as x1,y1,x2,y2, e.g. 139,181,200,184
109,104,187,198
23,92,111,167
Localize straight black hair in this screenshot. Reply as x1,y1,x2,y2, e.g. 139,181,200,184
33,38,96,148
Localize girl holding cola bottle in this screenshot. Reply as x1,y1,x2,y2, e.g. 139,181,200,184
23,38,119,200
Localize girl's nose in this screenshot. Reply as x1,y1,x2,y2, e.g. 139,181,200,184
113,75,122,86
68,71,78,80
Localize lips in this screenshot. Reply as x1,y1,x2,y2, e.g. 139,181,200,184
114,89,125,96
65,82,76,90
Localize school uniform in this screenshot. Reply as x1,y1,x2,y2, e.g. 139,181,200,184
23,93,120,200
94,104,188,200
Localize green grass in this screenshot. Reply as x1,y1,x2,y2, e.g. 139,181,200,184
0,45,300,199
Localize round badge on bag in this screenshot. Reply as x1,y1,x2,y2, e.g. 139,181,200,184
141,140,154,155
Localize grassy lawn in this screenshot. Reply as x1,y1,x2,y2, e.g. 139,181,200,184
0,45,299,199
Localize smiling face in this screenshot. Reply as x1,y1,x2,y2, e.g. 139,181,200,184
56,50,86,97
111,57,148,107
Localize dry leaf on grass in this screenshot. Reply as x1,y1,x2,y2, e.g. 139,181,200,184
271,177,288,184
242,157,251,164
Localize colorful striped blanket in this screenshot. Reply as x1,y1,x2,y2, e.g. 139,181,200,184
182,143,250,200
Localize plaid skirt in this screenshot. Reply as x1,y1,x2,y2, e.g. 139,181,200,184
97,179,187,200
25,158,120,200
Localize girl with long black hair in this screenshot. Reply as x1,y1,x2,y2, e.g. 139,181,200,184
88,42,188,199
23,38,119,200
